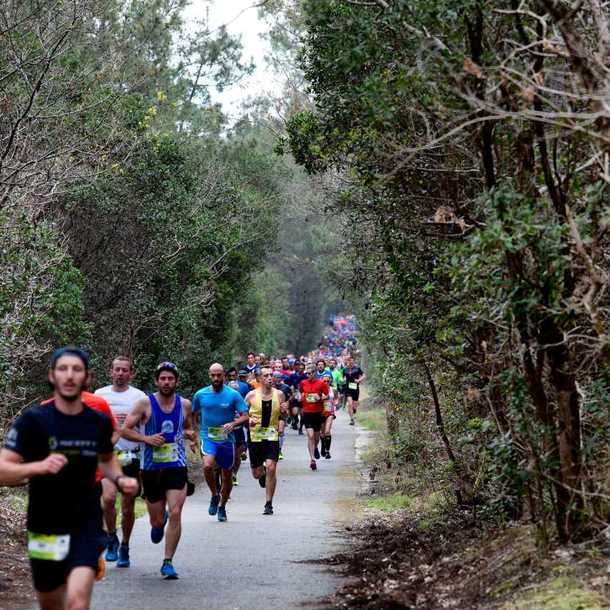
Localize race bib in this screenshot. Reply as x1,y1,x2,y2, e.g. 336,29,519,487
115,450,135,466
152,442,178,463
28,532,70,561
323,400,332,411
348,382,358,390
250,426,279,442
207,426,228,441
306,394,317,403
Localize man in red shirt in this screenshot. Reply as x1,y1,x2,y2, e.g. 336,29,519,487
299,365,329,471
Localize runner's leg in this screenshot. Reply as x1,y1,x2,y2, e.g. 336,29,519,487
65,566,96,610
265,459,277,504
203,454,219,496
220,469,232,507
120,493,136,544
164,487,187,560
101,478,117,534
146,498,166,529
306,427,316,460
36,586,66,610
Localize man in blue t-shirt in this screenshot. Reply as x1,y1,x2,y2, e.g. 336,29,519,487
192,363,249,522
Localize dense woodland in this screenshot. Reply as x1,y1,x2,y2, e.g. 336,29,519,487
1,0,609,551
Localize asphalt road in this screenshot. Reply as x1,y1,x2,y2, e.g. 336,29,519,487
86,411,360,610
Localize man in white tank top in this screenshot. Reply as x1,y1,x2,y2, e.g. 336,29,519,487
95,356,146,568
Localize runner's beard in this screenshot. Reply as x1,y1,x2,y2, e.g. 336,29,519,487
159,386,175,397
57,387,82,401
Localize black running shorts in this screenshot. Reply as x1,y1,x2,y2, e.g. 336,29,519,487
30,495,105,592
248,440,280,468
302,412,323,431
141,467,187,504
347,387,360,401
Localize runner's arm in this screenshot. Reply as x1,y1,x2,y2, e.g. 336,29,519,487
122,398,164,446
98,452,138,495
0,448,67,486
278,390,289,414
181,399,195,441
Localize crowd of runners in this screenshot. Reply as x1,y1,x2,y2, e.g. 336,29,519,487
0,315,365,610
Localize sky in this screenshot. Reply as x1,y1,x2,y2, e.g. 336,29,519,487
182,0,282,120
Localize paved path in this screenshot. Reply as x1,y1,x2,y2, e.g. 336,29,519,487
88,412,360,610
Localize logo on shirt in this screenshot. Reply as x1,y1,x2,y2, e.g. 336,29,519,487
161,420,174,435
48,436,58,451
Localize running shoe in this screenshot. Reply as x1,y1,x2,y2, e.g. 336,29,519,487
291,422,298,431
240,451,248,461
160,560,178,580
349,418,355,426
258,468,267,488
314,446,321,459
105,533,119,562
279,451,284,460
263,501,273,515
325,452,332,460
310,459,317,471
208,494,220,516
298,429,304,436
217,505,228,522
232,473,239,486
116,544,130,568
151,510,168,544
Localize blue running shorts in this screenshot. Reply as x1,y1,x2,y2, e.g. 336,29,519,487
201,439,234,470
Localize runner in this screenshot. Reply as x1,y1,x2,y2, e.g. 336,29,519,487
0,347,138,610
191,363,249,522
225,367,250,485
95,355,146,567
288,360,307,434
272,371,292,459
245,352,258,376
320,373,336,459
122,361,194,580
315,359,331,379
299,364,330,470
329,358,346,410
245,367,288,514
344,355,366,425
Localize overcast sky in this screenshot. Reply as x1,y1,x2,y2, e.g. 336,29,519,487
183,0,281,120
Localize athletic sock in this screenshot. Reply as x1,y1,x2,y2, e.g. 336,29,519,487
163,558,172,564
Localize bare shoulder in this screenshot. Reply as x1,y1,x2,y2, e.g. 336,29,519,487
245,389,256,403
181,397,192,411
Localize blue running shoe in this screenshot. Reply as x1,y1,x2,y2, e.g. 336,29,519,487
105,533,119,562
217,505,227,522
208,494,220,516
160,560,178,580
151,510,168,544
116,544,130,568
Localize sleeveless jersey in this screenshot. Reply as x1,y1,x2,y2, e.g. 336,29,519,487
249,388,281,442
142,394,187,471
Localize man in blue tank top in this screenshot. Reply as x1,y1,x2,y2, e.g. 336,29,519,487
122,362,194,580
192,363,249,522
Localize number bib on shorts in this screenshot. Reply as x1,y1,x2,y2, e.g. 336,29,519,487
115,450,136,466
250,426,278,442
152,442,179,463
28,532,70,561
348,382,358,390
207,426,228,441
